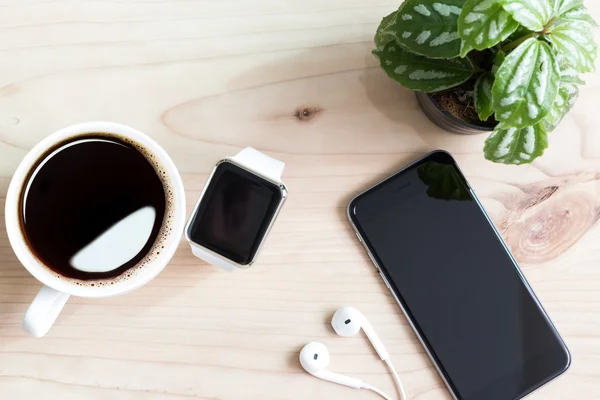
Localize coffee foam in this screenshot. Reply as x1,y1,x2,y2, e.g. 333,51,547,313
19,131,177,288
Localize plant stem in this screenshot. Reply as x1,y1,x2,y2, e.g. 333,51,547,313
542,17,558,33
502,32,538,52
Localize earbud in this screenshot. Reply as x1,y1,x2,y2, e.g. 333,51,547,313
299,342,365,389
300,308,405,400
332,306,389,361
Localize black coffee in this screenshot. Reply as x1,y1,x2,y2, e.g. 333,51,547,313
21,135,167,281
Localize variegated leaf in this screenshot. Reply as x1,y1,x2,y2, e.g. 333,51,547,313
458,0,519,57
375,11,399,50
373,41,475,92
484,123,548,164
558,4,598,26
388,0,464,59
507,25,532,42
543,82,579,130
554,0,582,15
544,57,585,130
558,57,586,84
561,82,579,110
474,72,495,120
491,50,506,75
500,0,553,31
547,21,597,73
492,39,559,128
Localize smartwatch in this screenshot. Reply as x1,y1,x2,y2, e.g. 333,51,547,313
184,147,288,271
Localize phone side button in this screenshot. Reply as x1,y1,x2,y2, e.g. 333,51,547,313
367,252,379,271
355,232,363,243
380,273,392,290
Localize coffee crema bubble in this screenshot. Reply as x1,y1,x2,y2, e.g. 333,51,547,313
19,133,176,287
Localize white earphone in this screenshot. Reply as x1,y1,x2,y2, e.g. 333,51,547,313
331,306,389,361
299,342,365,389
299,307,407,400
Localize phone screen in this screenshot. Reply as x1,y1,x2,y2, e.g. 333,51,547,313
349,151,570,400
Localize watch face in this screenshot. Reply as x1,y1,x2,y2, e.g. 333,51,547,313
187,161,285,265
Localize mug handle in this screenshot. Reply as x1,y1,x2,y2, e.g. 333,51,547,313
23,285,70,337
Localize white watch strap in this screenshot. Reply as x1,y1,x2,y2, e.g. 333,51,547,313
231,147,285,182
190,244,238,272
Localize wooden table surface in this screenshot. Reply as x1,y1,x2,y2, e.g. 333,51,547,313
1,1,599,399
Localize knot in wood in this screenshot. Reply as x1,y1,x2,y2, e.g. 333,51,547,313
504,192,597,264
295,106,320,121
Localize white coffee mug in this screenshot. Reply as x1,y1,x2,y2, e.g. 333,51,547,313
5,122,186,337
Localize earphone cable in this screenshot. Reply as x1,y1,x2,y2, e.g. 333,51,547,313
363,384,394,400
384,359,407,400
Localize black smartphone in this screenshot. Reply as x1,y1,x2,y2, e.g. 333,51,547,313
348,151,570,400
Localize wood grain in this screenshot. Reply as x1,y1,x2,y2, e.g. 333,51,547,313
1,1,599,399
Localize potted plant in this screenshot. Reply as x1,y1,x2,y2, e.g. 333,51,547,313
374,0,597,164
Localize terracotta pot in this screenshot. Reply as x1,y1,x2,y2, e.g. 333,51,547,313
415,91,494,135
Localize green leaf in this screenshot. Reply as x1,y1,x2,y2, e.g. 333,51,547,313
558,4,598,26
544,56,584,131
417,162,471,201
458,0,519,57
492,38,559,128
554,0,583,16
373,41,475,92
500,0,553,31
388,0,464,59
474,72,495,120
547,21,597,73
506,24,533,42
544,81,579,130
375,11,399,50
561,82,579,110
484,123,549,164
491,50,506,75
558,57,585,84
